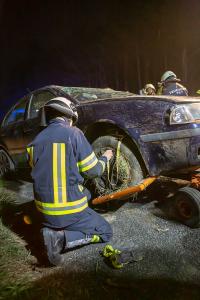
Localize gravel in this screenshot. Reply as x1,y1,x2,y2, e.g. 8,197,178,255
2,179,200,299
62,202,200,284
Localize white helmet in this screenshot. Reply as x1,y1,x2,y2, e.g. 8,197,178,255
161,71,177,82
40,97,78,126
144,83,156,91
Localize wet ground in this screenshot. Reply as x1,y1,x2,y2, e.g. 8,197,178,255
1,178,200,299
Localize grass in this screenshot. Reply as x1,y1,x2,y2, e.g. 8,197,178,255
0,189,37,299
0,210,100,300
0,218,33,299
0,188,99,300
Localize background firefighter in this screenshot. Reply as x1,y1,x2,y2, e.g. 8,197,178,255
157,70,188,96
141,83,156,95
26,97,113,266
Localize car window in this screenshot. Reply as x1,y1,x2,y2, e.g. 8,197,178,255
29,91,55,119
61,87,134,101
3,97,27,126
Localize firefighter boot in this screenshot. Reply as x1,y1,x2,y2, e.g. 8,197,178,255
41,227,65,266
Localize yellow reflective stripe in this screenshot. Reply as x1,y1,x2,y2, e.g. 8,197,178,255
99,160,106,173
36,203,88,215
53,143,58,203
77,152,95,167
116,140,121,176
78,184,84,192
53,143,67,204
27,147,33,167
61,143,67,203
81,158,98,172
35,196,87,208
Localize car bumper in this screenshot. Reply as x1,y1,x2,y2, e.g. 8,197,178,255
139,128,200,176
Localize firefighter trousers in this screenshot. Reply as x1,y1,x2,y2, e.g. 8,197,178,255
62,207,112,250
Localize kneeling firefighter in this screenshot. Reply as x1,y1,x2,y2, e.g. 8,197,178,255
26,97,113,266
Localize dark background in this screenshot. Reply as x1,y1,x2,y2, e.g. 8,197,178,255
0,0,200,114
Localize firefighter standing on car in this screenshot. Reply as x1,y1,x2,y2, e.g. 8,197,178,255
157,71,188,96
26,97,113,266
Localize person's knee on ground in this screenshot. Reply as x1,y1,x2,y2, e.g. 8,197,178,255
40,217,112,265
63,215,113,250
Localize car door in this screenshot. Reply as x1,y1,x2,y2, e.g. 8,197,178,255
23,89,56,145
0,96,29,167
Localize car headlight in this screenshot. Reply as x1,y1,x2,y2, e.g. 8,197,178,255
169,105,194,124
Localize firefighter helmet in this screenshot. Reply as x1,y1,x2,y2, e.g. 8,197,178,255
161,71,177,82
40,97,78,126
144,83,156,91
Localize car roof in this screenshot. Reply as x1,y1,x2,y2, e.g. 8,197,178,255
38,85,200,104
53,85,134,101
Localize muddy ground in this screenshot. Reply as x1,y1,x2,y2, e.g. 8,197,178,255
1,177,200,299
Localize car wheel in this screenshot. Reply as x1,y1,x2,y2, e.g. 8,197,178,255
174,187,200,228
0,149,14,179
91,135,144,197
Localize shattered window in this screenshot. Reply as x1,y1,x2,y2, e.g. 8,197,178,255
29,91,55,118
61,87,133,102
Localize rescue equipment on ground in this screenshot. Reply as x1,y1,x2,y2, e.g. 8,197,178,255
102,245,142,269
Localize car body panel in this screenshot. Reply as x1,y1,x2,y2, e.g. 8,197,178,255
1,85,200,176
76,96,200,175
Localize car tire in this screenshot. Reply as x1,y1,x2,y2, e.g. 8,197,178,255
91,135,144,197
174,187,200,228
0,149,14,179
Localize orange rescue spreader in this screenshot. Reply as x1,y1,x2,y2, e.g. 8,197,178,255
92,176,157,205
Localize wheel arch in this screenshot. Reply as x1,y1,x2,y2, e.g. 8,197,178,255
0,143,15,171
84,120,148,176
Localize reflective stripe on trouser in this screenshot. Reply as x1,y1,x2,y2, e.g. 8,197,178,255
66,233,93,248
64,232,100,248
62,207,113,251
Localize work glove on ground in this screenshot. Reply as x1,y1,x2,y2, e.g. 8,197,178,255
101,245,143,269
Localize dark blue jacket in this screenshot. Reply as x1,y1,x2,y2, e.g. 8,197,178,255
162,81,188,96
27,118,107,228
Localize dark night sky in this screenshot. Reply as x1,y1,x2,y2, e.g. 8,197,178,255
0,0,200,113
